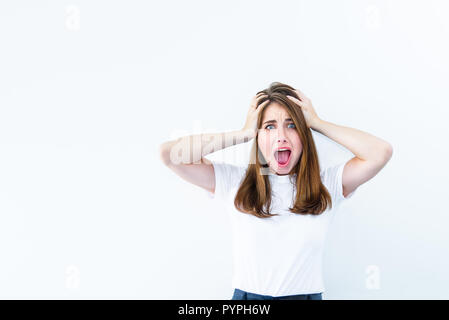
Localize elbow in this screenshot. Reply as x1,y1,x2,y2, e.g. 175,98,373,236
159,143,171,166
160,137,185,166
381,142,393,162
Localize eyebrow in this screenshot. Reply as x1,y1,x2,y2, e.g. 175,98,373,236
263,118,293,125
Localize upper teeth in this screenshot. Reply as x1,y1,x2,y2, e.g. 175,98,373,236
278,149,289,151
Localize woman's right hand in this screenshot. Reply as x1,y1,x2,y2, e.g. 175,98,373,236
242,92,270,137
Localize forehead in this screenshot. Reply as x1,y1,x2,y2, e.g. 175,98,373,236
261,102,290,121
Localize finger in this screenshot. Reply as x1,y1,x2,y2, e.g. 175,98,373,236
287,95,304,107
256,93,268,100
251,93,266,103
256,99,270,110
294,89,308,101
253,93,266,101
252,94,268,108
287,95,301,104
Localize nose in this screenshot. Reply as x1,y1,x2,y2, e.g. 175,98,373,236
277,137,287,143
276,127,287,143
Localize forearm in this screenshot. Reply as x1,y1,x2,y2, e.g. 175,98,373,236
311,118,393,162
159,129,255,165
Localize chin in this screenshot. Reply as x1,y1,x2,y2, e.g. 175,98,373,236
276,167,291,174
268,163,289,175
270,156,298,175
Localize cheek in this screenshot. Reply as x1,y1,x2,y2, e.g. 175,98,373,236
257,134,273,158
291,134,302,153
295,137,302,149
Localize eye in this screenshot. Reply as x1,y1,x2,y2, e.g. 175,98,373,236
265,124,275,130
287,123,295,128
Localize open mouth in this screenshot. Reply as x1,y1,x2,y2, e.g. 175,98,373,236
274,148,292,167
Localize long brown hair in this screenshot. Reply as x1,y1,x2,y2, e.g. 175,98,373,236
234,82,332,218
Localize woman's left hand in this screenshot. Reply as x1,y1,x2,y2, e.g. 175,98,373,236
287,89,321,129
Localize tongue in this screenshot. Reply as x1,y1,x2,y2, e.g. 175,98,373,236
276,150,291,165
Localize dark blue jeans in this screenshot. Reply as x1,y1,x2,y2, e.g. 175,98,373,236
231,288,323,300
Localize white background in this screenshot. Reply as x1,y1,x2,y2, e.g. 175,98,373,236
0,0,448,299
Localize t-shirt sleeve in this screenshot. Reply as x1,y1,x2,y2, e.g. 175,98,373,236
320,159,356,208
206,161,247,202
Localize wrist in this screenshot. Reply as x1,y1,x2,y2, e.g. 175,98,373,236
310,117,323,130
240,128,257,140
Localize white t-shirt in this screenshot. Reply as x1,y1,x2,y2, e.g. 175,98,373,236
207,160,356,296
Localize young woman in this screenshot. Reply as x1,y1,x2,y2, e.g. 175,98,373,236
159,82,393,300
